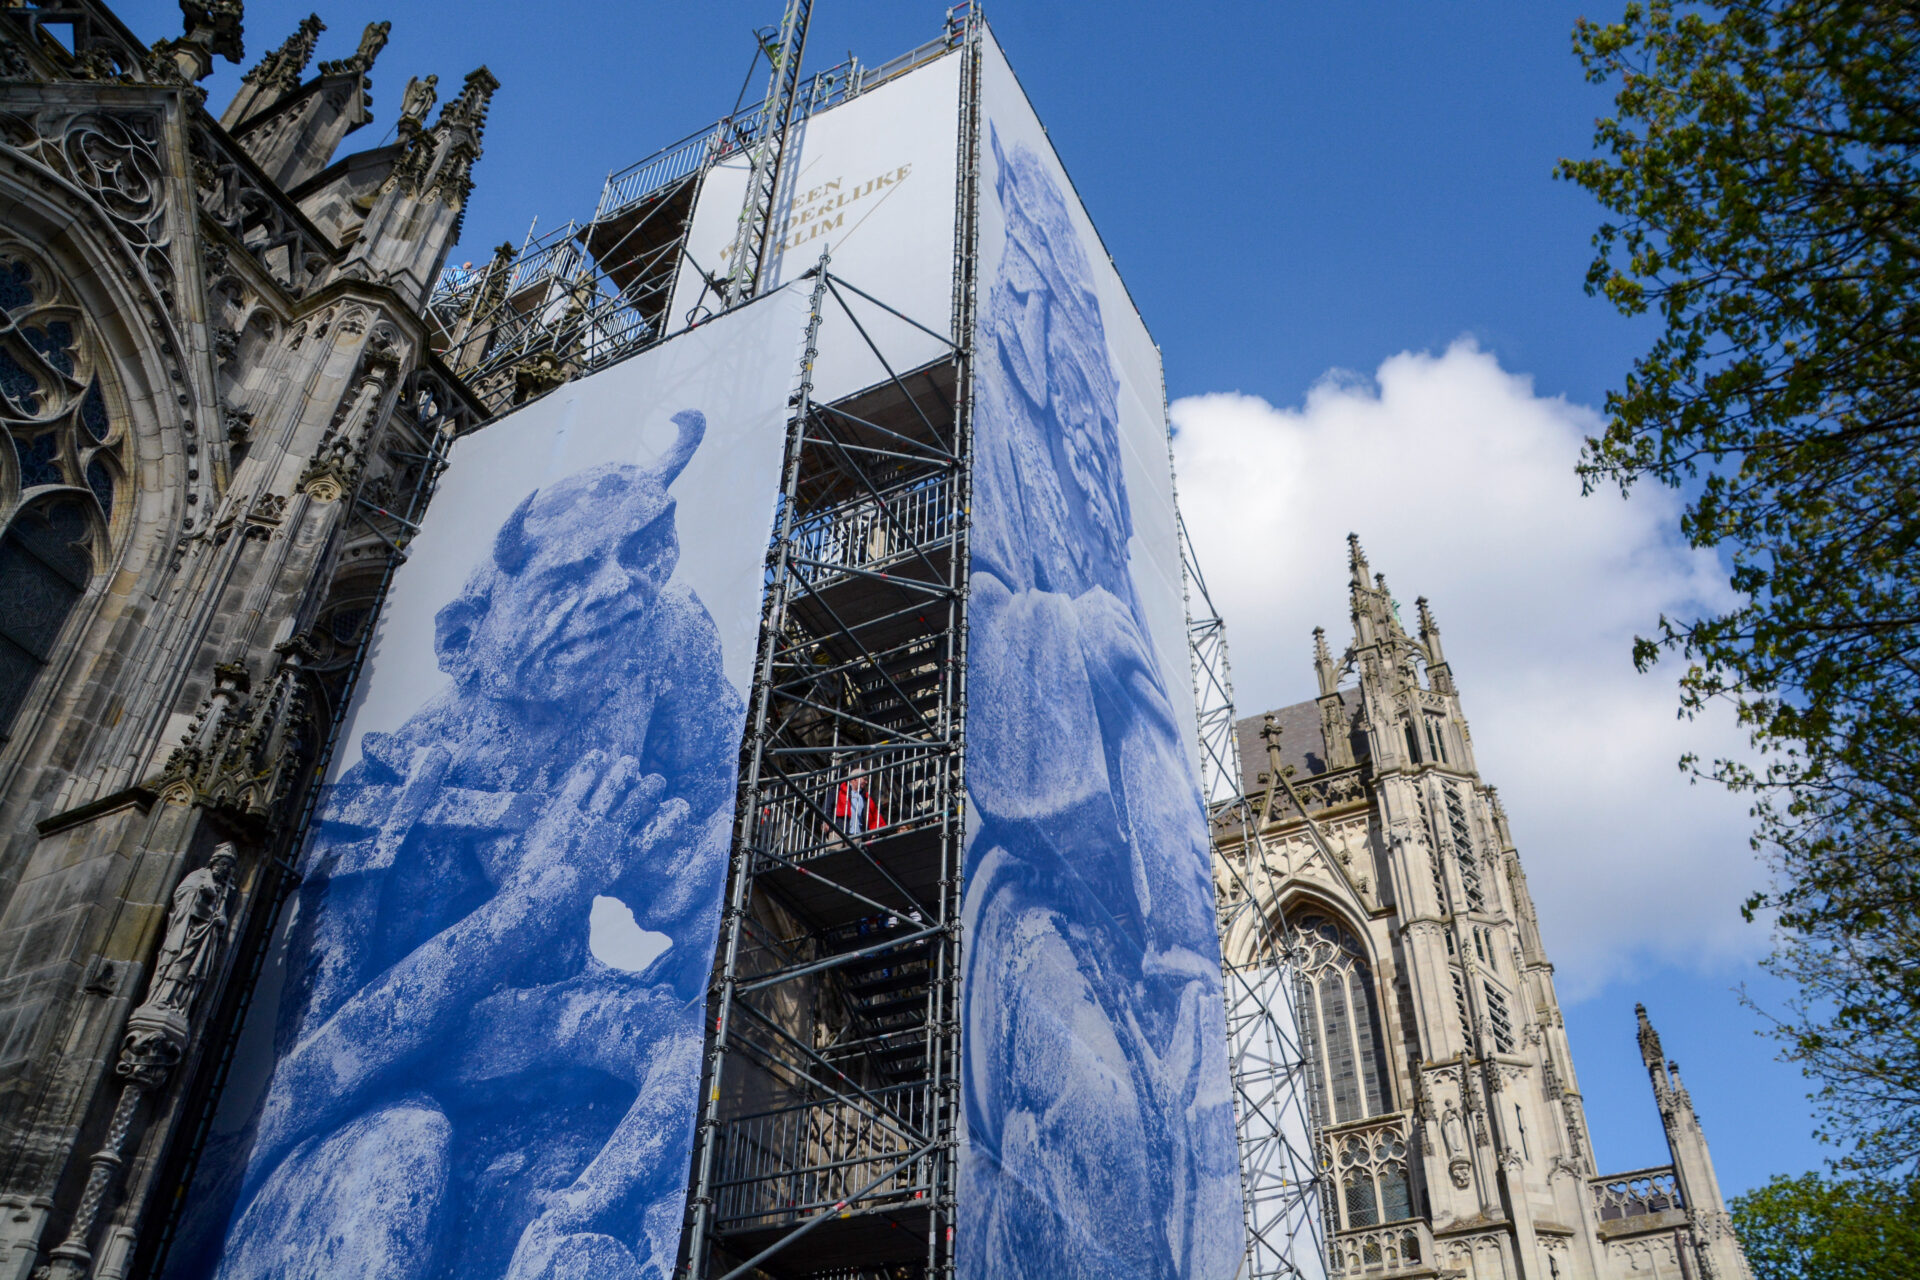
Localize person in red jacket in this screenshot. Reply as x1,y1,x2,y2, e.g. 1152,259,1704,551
834,773,881,836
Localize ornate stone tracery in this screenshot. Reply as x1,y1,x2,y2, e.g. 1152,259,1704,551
0,239,130,740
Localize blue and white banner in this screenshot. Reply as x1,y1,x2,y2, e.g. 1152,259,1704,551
960,33,1245,1280
168,288,807,1280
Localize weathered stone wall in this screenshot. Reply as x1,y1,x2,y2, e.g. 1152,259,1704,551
0,4,490,1274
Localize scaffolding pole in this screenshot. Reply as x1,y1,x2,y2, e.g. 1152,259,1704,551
1180,517,1331,1280
724,0,814,304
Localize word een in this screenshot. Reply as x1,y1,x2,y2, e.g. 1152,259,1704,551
718,163,915,260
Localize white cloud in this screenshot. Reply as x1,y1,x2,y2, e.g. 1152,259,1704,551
1171,340,1764,994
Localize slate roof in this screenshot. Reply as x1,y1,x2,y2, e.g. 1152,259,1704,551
1232,688,1367,796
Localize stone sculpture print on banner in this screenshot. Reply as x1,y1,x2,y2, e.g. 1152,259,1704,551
166,293,804,1280
959,40,1245,1280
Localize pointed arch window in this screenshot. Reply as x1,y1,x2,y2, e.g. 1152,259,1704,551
0,248,122,742
1289,912,1394,1127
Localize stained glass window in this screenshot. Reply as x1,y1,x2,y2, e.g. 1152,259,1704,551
1290,913,1394,1127
1,246,123,742
1333,1128,1415,1232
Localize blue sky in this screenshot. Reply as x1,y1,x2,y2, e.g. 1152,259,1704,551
135,0,1820,1195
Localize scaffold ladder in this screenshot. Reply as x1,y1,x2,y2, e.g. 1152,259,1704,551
724,0,814,303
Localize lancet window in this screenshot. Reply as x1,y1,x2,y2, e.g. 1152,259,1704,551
0,247,123,741
1443,784,1486,911
1289,912,1394,1127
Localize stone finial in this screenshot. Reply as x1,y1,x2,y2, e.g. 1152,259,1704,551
319,19,390,77
1417,594,1450,675
1668,1059,1695,1113
156,0,245,82
1313,626,1339,697
1347,532,1369,587
469,240,515,314
240,12,322,92
435,65,500,138
1635,1002,1664,1070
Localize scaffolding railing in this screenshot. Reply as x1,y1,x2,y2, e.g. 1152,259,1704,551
714,1082,936,1230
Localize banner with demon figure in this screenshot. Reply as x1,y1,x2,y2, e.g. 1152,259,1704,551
959,33,1245,1280
166,287,809,1280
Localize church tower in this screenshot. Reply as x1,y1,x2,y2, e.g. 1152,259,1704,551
1214,538,1752,1280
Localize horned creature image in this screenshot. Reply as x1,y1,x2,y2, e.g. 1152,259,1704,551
194,411,742,1280
960,129,1243,1279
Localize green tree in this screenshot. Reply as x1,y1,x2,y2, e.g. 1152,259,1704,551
1732,1172,1920,1280
1558,0,1920,1175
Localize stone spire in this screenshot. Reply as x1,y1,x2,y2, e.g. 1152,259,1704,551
1312,626,1339,698
243,13,321,90
1636,1002,1665,1091
1418,594,1455,693
423,66,499,238
1637,1004,1753,1279
346,64,500,307
224,18,393,191
221,12,322,129
1311,626,1354,769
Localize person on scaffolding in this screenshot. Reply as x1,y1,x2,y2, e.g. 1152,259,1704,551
834,771,881,837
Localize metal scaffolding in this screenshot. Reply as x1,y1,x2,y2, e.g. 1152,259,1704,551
423,10,972,417
419,7,1330,1276
1182,522,1331,1280
679,244,973,1279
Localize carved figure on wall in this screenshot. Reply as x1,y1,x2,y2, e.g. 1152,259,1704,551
1441,1103,1465,1158
397,73,437,134
147,844,236,1015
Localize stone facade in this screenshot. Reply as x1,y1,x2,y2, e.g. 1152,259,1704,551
1214,536,1752,1280
0,3,490,1276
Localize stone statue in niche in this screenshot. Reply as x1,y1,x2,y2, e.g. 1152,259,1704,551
1442,1103,1473,1189
148,843,236,1015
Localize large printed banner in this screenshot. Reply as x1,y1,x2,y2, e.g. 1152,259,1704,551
167,288,808,1280
960,33,1245,1280
667,50,962,404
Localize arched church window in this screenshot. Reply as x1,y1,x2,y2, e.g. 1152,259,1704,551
1289,913,1394,1126
0,248,123,743
1334,1127,1414,1231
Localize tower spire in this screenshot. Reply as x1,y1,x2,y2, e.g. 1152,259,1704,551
1418,595,1455,693
1635,1004,1752,1278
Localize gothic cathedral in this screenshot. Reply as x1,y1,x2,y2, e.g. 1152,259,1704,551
1214,537,1752,1279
